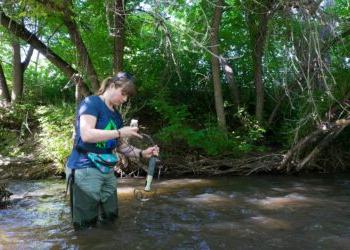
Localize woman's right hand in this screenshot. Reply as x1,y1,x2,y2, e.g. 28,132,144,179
118,126,143,139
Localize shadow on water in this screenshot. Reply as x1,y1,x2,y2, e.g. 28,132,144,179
1,175,350,249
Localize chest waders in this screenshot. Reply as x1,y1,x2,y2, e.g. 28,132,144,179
66,167,118,230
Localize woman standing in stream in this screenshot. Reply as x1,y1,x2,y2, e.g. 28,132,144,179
66,72,159,230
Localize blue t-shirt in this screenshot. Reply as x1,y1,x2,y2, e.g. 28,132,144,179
67,95,123,169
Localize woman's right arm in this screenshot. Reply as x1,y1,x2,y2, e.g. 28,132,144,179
80,114,142,143
80,114,119,143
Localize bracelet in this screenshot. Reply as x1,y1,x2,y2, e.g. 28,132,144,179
117,129,121,138
139,150,143,159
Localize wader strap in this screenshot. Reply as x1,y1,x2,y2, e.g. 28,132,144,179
65,169,75,218
65,169,75,195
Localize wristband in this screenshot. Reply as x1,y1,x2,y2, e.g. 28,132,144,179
139,150,143,159
117,129,121,138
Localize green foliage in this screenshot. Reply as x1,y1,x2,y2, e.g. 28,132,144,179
235,107,266,143
36,104,75,172
24,64,74,104
0,102,36,129
0,0,349,169
152,97,265,156
152,94,189,125
0,102,74,172
0,128,21,156
0,102,37,156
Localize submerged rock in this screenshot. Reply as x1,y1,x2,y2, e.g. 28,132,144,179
0,181,13,207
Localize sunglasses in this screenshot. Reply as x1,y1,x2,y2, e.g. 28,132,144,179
111,72,134,82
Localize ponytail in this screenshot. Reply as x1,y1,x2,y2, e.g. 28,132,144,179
97,72,136,96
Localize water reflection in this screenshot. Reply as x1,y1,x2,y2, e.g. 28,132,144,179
1,176,350,249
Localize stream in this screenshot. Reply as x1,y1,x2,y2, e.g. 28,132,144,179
1,175,350,249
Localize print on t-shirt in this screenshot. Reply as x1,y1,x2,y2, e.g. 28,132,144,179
96,119,117,149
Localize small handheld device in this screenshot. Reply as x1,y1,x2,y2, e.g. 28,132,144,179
130,119,138,128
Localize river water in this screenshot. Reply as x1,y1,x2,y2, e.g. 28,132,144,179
1,175,350,249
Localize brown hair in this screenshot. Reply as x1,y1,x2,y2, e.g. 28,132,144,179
98,72,136,96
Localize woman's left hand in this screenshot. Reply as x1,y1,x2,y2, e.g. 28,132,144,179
142,145,160,158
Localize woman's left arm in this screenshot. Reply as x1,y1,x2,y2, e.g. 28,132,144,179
117,143,159,159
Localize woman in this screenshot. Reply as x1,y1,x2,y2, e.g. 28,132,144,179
66,72,159,230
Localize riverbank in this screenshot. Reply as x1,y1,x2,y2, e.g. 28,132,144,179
1,102,349,183
0,154,56,180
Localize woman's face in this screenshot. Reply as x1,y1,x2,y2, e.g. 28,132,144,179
110,86,128,106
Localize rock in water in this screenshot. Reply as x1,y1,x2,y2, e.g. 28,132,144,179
0,182,12,208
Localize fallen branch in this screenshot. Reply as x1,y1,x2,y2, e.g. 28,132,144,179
280,117,350,172
161,153,284,176
296,126,345,171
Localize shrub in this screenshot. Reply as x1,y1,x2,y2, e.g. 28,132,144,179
0,102,37,156
151,98,265,156
36,103,75,172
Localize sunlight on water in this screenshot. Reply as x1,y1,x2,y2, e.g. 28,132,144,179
183,193,234,205
250,216,291,230
118,178,214,201
247,193,314,209
157,178,213,187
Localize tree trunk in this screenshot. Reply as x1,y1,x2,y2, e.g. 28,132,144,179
210,0,226,130
0,61,11,103
22,46,34,71
62,1,100,92
253,50,264,122
252,14,269,122
246,0,275,122
113,0,126,73
11,38,34,102
0,8,90,97
11,38,23,102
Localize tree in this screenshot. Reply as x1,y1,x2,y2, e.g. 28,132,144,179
245,0,277,122
113,0,126,73
0,6,90,98
62,1,100,92
11,37,34,102
210,0,226,130
0,61,10,103
34,0,100,92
